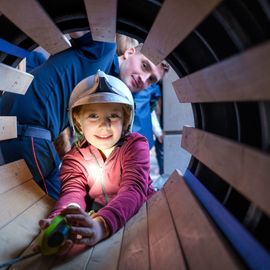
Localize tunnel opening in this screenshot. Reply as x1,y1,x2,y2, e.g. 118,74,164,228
0,0,270,256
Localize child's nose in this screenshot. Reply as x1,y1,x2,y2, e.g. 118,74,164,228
99,117,111,127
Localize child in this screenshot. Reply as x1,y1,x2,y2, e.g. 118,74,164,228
39,70,154,252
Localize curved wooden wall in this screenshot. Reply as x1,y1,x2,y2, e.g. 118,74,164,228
0,0,269,269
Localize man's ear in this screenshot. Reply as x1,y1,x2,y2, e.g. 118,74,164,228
123,47,136,59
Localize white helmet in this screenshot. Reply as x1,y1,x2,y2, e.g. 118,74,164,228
69,70,134,136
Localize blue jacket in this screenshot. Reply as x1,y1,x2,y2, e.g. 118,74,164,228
26,51,48,72
0,32,116,141
132,83,161,149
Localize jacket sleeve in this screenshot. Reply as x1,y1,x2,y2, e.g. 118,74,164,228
71,31,116,60
48,152,89,218
97,134,152,233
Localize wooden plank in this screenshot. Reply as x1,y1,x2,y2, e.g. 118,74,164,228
147,190,186,270
51,248,94,270
17,58,26,72
8,237,56,270
86,227,124,270
12,222,122,270
0,116,17,141
164,170,243,270
0,180,45,229
0,159,32,193
0,63,33,95
118,204,149,270
84,0,117,42
0,196,54,263
141,0,221,64
181,126,270,217
9,242,93,270
174,41,270,102
0,0,70,54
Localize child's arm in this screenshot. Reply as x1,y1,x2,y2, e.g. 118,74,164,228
48,152,89,218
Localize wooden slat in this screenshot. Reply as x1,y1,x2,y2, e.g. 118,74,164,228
118,204,149,270
8,237,56,270
0,0,70,55
86,227,124,270
8,251,50,270
141,0,221,64
0,180,45,229
0,159,32,193
9,242,93,270
181,126,270,217
12,220,124,270
147,190,186,270
0,116,17,141
164,170,243,270
0,63,33,95
17,58,26,72
84,0,117,42
174,41,270,102
51,248,93,270
0,196,54,263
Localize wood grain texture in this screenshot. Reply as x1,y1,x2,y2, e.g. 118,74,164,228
141,0,221,64
174,41,270,102
21,245,94,270
181,126,270,217
148,190,186,270
0,116,17,141
164,170,243,270
0,0,70,54
0,196,54,264
118,204,149,270
86,227,124,270
0,180,45,229
0,159,32,193
84,0,117,42
0,63,33,95
51,248,94,270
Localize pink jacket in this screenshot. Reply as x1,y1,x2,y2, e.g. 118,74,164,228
49,132,154,234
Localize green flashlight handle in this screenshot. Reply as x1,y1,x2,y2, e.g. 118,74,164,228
39,215,70,255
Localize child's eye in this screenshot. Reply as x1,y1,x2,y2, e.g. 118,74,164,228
88,113,98,119
110,114,121,120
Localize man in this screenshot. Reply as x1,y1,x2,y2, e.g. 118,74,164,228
0,31,168,199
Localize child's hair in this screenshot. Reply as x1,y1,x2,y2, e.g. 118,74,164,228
68,70,134,146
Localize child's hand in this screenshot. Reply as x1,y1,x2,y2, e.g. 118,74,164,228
61,206,109,246
39,218,52,230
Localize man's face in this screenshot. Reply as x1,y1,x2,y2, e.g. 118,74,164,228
119,48,164,92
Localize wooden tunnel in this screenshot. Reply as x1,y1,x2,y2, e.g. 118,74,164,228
0,0,270,269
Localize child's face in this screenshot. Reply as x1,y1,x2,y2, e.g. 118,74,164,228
75,103,124,157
